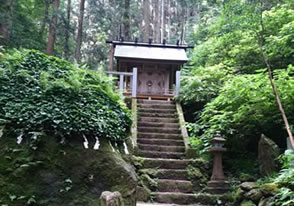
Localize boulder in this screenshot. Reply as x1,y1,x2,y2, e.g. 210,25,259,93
136,186,151,202
258,197,275,206
240,182,258,191
258,134,280,176
100,191,124,206
245,189,262,203
241,200,256,206
260,183,279,197
0,136,137,206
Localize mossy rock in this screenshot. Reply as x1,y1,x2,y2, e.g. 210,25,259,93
138,168,159,178
140,174,158,190
0,135,137,206
241,200,256,206
136,186,151,201
260,183,279,196
186,165,208,191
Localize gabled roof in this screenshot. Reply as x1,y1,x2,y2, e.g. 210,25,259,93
114,45,188,62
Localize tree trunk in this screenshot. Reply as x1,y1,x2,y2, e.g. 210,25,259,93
167,0,171,41
74,0,86,63
64,0,71,59
161,0,165,42
0,0,13,44
180,5,186,44
142,0,151,42
257,2,294,148
154,0,161,43
40,0,50,36
46,0,60,56
123,0,130,40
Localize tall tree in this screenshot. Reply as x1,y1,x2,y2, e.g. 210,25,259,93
46,0,60,55
153,0,161,43
74,0,86,63
40,0,50,37
64,0,71,59
123,0,130,40
142,0,151,42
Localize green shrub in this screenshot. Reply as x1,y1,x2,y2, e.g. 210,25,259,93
0,49,131,142
191,65,294,153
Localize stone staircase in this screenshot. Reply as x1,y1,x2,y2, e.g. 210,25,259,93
136,99,196,205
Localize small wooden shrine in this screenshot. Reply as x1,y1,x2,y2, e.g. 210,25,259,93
106,40,192,99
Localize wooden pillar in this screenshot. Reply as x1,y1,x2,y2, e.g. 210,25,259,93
109,44,114,71
120,74,124,94
132,67,137,98
175,70,180,97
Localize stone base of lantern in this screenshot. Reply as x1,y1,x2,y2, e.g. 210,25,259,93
205,180,230,194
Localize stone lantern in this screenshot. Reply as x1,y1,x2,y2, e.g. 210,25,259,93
206,131,230,194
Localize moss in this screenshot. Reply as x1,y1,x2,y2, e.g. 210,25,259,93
140,174,158,190
240,200,256,206
186,165,208,191
132,156,145,169
261,183,280,195
0,135,137,206
138,168,159,178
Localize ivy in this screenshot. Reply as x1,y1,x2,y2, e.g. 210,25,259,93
0,49,132,143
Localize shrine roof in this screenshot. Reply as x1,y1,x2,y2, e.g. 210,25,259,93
114,45,188,62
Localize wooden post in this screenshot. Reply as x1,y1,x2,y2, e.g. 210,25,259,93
132,67,137,98
120,74,124,94
175,70,180,97
109,44,114,71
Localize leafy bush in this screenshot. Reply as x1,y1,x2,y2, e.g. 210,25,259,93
0,49,131,142
190,65,294,153
273,150,294,205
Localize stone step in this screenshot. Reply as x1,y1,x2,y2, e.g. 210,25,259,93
139,104,176,110
139,117,178,124
139,108,176,114
157,169,188,180
138,132,182,140
139,112,177,118
137,138,184,146
138,144,185,153
151,192,198,205
157,179,193,193
138,122,179,129
138,127,181,134
141,158,189,169
151,192,222,205
138,100,175,105
138,150,184,159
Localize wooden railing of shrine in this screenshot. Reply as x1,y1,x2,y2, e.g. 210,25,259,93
107,68,181,99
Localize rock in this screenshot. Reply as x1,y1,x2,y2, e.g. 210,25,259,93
258,197,274,206
245,189,262,203
0,136,137,206
100,191,124,206
260,183,279,197
258,134,280,176
241,200,256,206
136,186,151,201
240,182,258,191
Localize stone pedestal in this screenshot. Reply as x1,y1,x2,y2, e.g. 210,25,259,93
206,147,230,194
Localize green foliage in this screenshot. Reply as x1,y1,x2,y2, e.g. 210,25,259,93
192,65,294,153
0,49,131,142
